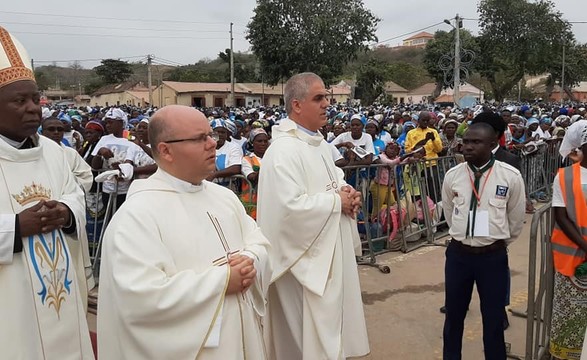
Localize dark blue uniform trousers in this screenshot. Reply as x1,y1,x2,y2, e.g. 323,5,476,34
443,241,509,360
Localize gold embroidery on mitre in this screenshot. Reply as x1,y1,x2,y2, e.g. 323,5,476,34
0,27,35,86
12,182,52,206
0,27,26,67
0,67,35,87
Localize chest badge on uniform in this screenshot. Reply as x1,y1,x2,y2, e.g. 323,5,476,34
496,185,508,198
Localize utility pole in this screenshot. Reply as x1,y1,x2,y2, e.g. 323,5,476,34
230,22,235,108
453,14,461,108
262,73,265,107
147,54,153,107
31,58,34,72
560,44,566,105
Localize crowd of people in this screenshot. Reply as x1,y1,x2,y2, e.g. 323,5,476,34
3,23,587,360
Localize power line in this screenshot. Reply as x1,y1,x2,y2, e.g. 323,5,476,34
0,10,244,26
152,57,186,67
0,20,229,33
154,56,185,65
34,55,148,63
11,31,228,40
373,21,446,45
463,17,587,24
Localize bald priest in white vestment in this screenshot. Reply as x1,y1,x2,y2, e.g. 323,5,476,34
0,26,94,359
257,72,370,360
97,105,271,359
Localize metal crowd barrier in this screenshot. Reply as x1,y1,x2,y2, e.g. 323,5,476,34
337,156,459,272
336,143,566,272
516,203,554,360
227,174,256,218
517,139,571,201
519,145,549,200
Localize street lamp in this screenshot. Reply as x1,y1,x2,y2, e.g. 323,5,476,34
444,15,461,108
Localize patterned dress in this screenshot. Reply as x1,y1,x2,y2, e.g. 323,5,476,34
550,180,587,360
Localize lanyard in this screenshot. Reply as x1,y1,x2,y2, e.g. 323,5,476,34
467,166,494,207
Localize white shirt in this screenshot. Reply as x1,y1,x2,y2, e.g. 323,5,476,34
231,136,247,149
241,153,262,178
331,132,375,155
378,131,393,145
329,142,343,162
533,127,551,140
442,160,526,246
559,120,587,159
215,140,243,184
63,129,83,148
552,166,587,207
91,134,140,194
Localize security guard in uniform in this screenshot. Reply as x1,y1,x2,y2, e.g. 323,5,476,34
441,122,526,360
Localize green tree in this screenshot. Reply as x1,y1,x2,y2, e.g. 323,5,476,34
218,49,261,83
356,58,387,105
544,42,587,101
34,69,51,91
94,59,134,84
477,0,573,101
84,79,105,95
386,62,431,90
247,0,379,85
423,29,479,99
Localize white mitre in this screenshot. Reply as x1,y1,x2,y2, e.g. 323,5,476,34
0,26,35,89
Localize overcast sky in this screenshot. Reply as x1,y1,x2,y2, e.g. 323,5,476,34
2,0,586,69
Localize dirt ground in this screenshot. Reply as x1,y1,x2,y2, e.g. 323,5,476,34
354,212,535,360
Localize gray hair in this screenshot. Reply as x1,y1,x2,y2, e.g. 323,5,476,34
284,72,323,114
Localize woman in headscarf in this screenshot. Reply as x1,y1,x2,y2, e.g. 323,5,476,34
526,118,540,140
132,118,157,180
232,119,248,149
439,119,462,157
365,119,386,157
208,119,243,187
79,120,104,160
552,115,571,138
549,127,587,360
396,121,416,151
241,128,269,219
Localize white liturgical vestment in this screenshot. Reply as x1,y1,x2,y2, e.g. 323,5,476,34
62,143,95,303
257,118,369,360
0,134,94,359
98,169,271,359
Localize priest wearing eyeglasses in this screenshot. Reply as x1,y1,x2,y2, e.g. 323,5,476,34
97,105,271,359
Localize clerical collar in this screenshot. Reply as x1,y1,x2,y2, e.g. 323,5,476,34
158,168,203,193
297,124,318,136
492,145,499,154
0,133,28,149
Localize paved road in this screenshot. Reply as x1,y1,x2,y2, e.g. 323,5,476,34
355,211,537,360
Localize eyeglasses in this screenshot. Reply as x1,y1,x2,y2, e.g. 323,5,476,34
45,126,65,132
163,132,219,144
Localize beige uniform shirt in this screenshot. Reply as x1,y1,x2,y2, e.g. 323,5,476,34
442,160,526,247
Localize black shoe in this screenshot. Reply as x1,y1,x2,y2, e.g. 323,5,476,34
503,309,510,330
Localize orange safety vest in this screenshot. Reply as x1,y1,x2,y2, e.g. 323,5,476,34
551,163,587,276
240,155,260,219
